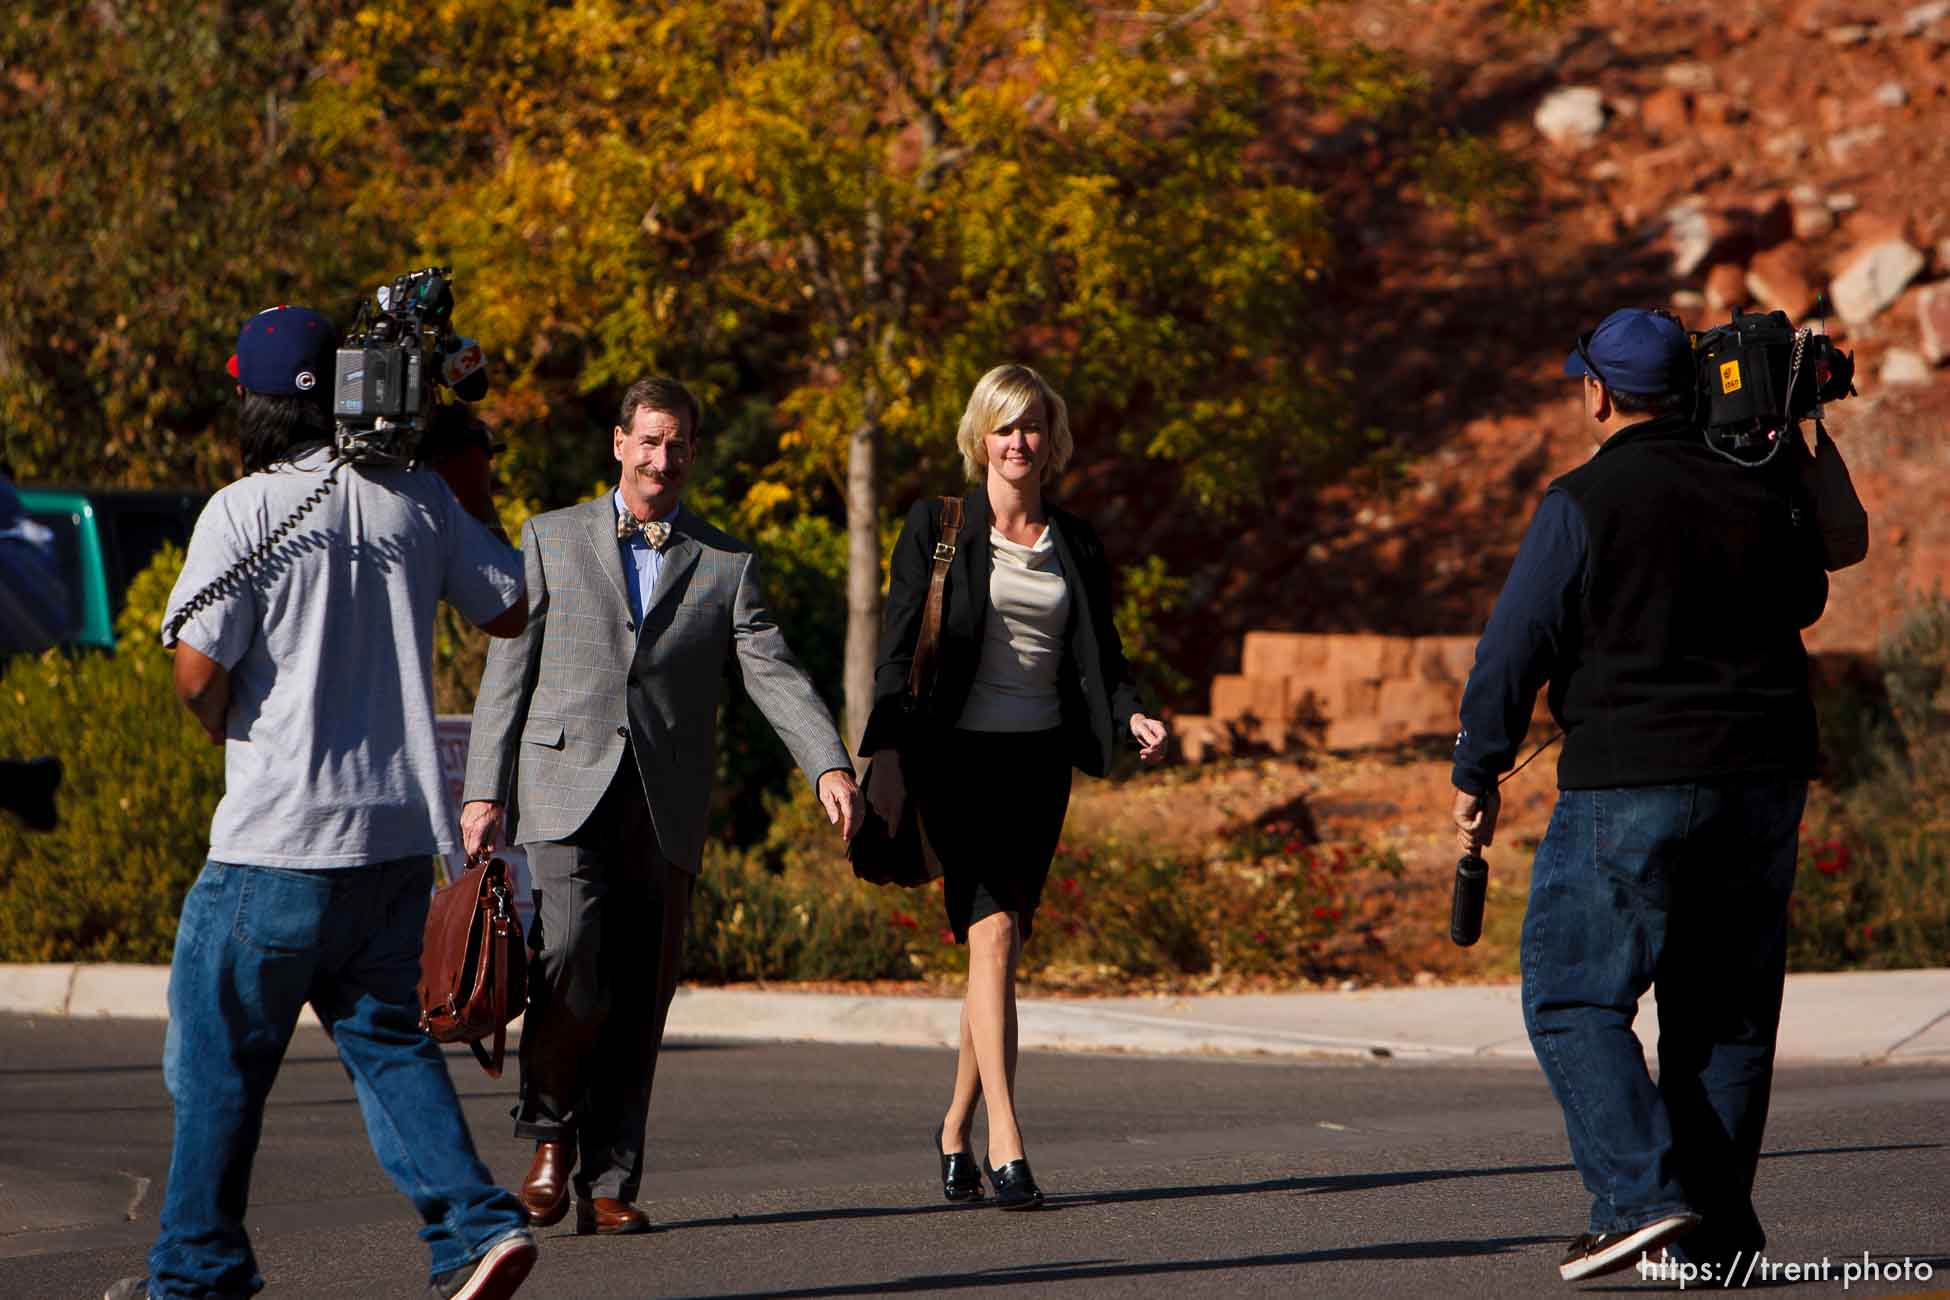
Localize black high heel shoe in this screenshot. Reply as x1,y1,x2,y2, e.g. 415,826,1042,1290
982,1154,1045,1210
932,1124,985,1202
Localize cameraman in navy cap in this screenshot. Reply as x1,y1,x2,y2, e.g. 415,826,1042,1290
1446,308,1866,1284
114,308,536,1300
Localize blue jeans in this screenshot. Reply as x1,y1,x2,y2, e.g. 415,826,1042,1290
1521,781,1805,1245
148,858,527,1299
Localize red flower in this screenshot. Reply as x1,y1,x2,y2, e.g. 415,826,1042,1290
1283,838,1302,855
1253,930,1268,944
1814,840,1851,876
1861,925,1874,942
1313,905,1342,921
888,910,918,930
938,928,956,944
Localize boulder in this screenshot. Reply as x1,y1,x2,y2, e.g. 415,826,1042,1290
1904,2,1950,35
1747,244,1820,321
1706,263,1750,311
1640,86,1694,136
1666,202,1754,277
1827,124,1887,164
1874,81,1911,107
1695,91,1744,125
1917,283,1950,365
1830,239,1926,325
1535,86,1607,147
1663,61,1718,91
1880,348,1932,385
1792,203,1836,241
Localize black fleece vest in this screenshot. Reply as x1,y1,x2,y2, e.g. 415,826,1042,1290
1548,415,1826,789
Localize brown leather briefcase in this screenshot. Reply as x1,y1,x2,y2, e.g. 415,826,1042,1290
418,851,527,1078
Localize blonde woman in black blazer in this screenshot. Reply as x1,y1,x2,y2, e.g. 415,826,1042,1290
859,363,1169,1209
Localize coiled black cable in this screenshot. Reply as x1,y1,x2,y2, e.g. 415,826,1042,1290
162,459,344,647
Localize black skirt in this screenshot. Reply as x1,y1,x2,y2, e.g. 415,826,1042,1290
911,727,1073,943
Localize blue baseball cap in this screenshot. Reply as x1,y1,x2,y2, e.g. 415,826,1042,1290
1564,307,1691,396
227,305,338,396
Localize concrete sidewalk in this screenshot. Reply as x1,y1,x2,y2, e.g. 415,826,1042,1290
3,964,1946,1065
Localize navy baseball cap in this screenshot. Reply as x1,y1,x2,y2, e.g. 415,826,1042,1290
1564,307,1691,396
227,306,338,396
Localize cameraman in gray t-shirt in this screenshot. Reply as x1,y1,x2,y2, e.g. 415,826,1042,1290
115,307,536,1300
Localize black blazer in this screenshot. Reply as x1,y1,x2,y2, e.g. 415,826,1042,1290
858,490,1144,778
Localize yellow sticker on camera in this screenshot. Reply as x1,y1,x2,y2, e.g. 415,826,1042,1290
1720,360,1742,394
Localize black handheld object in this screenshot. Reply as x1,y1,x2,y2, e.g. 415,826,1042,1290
0,756,62,831
1449,852,1488,947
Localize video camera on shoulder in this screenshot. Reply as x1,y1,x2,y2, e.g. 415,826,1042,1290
332,267,488,465
1690,308,1854,462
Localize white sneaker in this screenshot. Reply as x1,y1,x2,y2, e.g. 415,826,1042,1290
428,1229,537,1300
1558,1212,1701,1282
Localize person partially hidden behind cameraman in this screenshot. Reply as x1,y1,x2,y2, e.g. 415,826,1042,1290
1448,308,1867,1284
0,466,70,830
113,307,536,1300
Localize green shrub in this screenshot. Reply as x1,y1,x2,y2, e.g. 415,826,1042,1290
680,787,1413,990
0,642,221,961
1026,821,1407,985
1796,594,1950,971
686,787,941,982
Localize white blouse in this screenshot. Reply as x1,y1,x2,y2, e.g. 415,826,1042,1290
955,525,1071,733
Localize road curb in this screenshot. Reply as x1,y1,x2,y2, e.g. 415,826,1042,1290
0,963,76,1015
660,988,1502,1062
3,965,1946,1065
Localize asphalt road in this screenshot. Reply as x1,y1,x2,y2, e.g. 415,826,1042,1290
1,1015,1944,1299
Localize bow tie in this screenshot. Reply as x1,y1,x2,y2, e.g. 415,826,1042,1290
616,513,672,549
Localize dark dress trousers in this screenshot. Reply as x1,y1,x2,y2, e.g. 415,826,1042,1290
464,495,850,1203
859,491,1145,939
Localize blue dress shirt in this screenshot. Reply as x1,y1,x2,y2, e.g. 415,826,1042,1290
613,489,679,627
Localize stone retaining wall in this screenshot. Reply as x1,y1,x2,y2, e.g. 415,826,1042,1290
1174,632,1510,762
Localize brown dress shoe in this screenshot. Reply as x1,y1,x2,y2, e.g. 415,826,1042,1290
519,1141,573,1227
576,1197,652,1235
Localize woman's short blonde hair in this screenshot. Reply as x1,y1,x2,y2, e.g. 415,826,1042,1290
955,363,1074,484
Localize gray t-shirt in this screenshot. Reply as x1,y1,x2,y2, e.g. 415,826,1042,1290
163,449,522,867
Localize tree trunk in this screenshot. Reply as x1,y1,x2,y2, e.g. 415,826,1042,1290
843,196,890,767
842,397,881,765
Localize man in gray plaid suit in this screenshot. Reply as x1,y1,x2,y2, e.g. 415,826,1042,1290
461,376,861,1236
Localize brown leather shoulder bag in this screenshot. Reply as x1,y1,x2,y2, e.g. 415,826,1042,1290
418,851,528,1077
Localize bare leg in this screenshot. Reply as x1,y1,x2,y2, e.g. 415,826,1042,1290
939,1002,983,1154
962,910,1026,1166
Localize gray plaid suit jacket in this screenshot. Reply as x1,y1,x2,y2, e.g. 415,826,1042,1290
462,494,849,873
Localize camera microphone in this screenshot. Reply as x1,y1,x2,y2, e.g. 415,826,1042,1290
1450,852,1489,947
439,335,490,401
